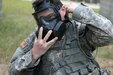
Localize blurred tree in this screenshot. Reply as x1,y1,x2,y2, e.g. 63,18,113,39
85,0,100,3
100,0,113,23
77,0,83,2
0,0,2,17
70,0,100,3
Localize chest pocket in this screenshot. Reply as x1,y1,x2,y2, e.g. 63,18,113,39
64,21,79,49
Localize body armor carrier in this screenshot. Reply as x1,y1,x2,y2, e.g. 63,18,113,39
34,20,100,75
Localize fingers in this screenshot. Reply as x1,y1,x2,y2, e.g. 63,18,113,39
37,27,58,47
34,37,38,43
47,37,58,47
38,27,43,39
64,3,79,13
43,30,52,42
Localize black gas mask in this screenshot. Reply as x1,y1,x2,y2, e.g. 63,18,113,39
32,0,69,41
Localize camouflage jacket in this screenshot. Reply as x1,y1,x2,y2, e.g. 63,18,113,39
9,3,113,75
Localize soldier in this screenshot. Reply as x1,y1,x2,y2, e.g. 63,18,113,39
9,0,113,75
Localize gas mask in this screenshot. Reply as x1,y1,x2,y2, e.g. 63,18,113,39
32,0,69,41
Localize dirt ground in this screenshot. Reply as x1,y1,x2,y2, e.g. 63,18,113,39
0,64,8,75
96,58,113,74
0,58,113,75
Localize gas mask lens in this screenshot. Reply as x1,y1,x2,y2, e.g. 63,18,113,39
33,8,56,21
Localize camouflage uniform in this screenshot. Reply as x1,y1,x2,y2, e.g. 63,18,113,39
9,3,113,75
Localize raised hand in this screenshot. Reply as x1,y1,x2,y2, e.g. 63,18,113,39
32,27,58,62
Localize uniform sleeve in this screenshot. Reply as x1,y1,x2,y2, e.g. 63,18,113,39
72,3,113,47
9,32,40,75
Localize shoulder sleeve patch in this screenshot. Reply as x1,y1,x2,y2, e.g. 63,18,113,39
20,39,28,49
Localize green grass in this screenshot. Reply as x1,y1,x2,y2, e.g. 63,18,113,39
0,0,36,61
93,8,100,13
97,45,113,59
0,0,113,62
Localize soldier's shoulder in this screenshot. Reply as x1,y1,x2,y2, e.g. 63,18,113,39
71,20,86,33
20,32,36,49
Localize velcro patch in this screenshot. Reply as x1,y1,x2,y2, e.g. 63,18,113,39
20,39,28,48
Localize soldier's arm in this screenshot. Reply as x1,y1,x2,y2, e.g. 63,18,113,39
72,3,113,47
9,32,40,75
9,27,58,75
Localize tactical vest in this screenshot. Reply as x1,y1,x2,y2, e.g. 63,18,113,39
34,20,100,75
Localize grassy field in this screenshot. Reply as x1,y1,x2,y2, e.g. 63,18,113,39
0,0,113,74
0,0,36,62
